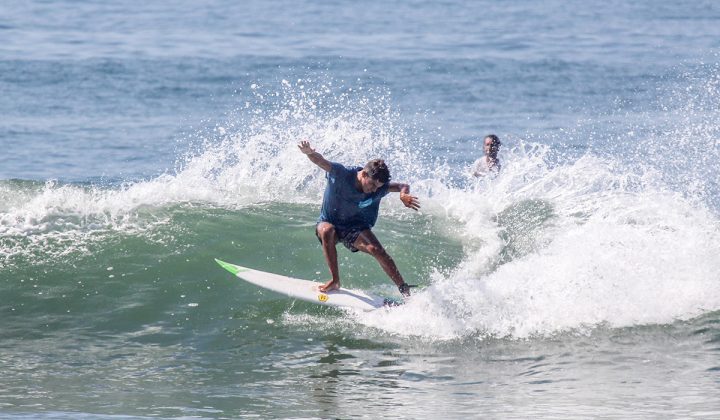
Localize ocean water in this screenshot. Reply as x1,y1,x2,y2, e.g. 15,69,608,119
2,0,720,418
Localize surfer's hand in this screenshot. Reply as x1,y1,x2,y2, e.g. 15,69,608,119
400,192,420,211
298,140,315,155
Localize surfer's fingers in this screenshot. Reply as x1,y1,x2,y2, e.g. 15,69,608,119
401,195,419,208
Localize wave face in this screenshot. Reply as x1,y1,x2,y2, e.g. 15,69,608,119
3,73,720,343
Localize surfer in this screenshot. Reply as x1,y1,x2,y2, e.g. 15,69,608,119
472,134,502,176
298,140,420,297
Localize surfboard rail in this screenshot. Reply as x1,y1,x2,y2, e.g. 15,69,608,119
215,258,400,311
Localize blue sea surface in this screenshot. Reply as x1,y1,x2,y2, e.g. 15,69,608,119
2,0,720,418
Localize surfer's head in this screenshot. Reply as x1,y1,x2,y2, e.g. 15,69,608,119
359,159,390,193
484,134,501,158
364,159,390,183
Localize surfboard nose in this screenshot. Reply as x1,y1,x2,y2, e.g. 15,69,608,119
215,258,248,275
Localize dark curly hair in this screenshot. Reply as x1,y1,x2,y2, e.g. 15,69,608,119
364,159,391,183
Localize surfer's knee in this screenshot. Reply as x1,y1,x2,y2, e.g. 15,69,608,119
364,243,387,258
317,223,337,244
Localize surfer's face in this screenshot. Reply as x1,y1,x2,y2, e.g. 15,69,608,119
484,137,494,155
484,136,499,158
360,171,384,193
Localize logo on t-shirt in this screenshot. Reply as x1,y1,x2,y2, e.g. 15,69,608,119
358,198,373,208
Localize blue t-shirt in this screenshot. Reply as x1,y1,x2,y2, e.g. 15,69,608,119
318,162,390,230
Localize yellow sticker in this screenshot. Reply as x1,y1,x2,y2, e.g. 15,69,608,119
318,294,329,302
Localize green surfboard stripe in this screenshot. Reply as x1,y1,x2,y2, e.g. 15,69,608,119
215,258,249,275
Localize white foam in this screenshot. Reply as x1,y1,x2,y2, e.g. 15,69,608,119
355,152,720,339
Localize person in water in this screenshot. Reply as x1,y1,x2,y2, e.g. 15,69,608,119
298,140,420,297
472,134,502,176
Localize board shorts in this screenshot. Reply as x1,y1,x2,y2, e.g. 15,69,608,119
315,223,364,253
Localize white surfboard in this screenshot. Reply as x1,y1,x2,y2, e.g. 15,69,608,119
215,259,401,311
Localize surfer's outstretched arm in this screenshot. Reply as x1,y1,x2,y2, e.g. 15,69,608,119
389,182,420,211
298,140,332,172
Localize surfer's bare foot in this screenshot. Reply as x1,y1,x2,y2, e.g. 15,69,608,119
319,279,340,293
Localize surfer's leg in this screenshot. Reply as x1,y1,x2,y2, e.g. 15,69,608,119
353,230,406,289
316,222,341,292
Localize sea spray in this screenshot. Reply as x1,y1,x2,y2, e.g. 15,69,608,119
357,146,720,339
3,77,720,341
